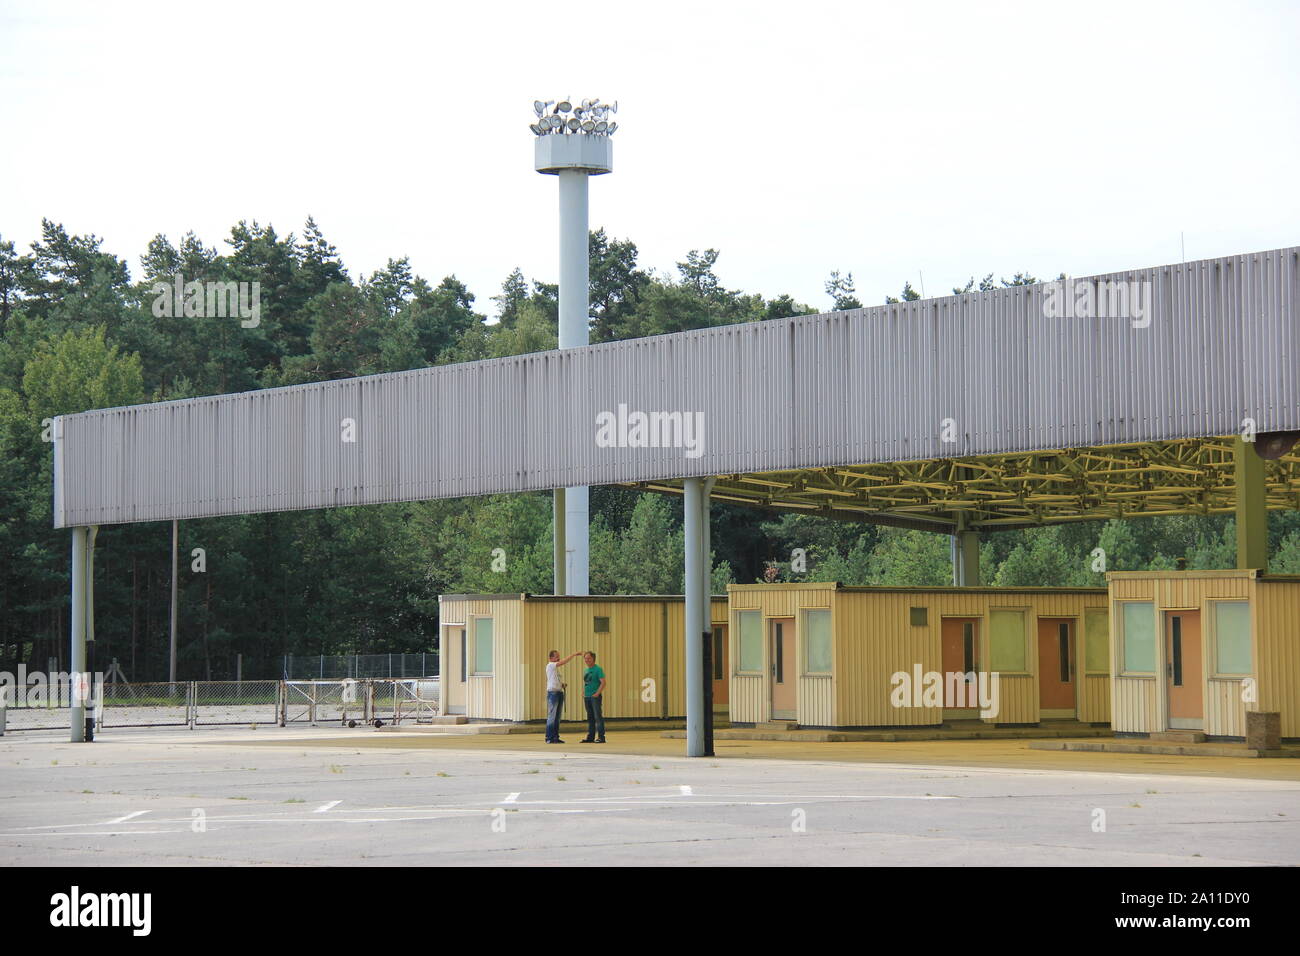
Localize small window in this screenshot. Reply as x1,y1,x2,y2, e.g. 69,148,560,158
472,618,494,675
963,622,975,673
805,609,832,674
1171,616,1184,686
1058,622,1071,684
1213,601,1251,676
593,616,610,633
1120,602,1156,674
738,611,762,673
988,610,1026,672
1083,608,1109,674
910,607,928,627
773,623,786,684
712,630,724,681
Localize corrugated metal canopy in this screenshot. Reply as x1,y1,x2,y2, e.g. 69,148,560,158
52,246,1300,528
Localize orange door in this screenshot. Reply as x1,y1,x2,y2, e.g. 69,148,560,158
1038,618,1076,711
941,618,979,709
1165,611,1203,728
770,618,796,718
711,625,729,707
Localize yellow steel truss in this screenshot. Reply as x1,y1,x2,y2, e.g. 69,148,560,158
626,437,1300,531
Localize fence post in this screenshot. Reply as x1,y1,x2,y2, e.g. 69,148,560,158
187,681,197,730
319,655,324,680
0,686,7,736
278,681,286,727
309,682,317,727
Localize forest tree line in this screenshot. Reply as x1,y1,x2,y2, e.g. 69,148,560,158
4,219,1300,680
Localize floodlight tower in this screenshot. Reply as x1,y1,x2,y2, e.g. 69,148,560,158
532,97,617,595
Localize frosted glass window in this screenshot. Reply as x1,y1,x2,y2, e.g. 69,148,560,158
805,610,832,674
1214,602,1252,675
1084,608,1109,673
738,611,762,673
989,610,1026,672
1121,603,1155,673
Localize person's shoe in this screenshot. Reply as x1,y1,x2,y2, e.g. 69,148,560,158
554,738,566,744
597,738,606,743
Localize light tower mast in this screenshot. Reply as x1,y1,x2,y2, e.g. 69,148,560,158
531,97,617,595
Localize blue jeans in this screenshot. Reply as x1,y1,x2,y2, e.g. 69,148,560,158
546,690,565,742
584,695,605,741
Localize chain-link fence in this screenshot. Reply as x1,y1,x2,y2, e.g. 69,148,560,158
1,678,440,734
192,680,281,727
283,678,440,726
99,681,190,728
282,654,437,680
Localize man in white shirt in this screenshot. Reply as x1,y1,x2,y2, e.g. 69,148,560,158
545,649,581,743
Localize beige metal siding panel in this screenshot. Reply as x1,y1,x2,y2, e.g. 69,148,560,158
1206,679,1248,737
1112,678,1158,733
1256,581,1300,738
1080,675,1111,723
835,591,941,728
996,676,1038,724
731,676,765,723
799,677,834,726
467,677,492,718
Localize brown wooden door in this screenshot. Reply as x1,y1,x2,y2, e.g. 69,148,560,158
712,624,729,707
1038,618,1076,711
1165,611,1203,728
941,618,979,709
770,618,796,718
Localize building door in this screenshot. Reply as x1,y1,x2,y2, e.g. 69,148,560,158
711,624,729,709
770,618,796,720
941,618,979,713
444,625,467,715
1165,610,1203,730
1038,618,1076,715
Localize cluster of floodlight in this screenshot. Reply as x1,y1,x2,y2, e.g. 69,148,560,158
530,97,619,136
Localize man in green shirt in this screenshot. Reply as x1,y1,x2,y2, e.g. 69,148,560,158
580,650,606,743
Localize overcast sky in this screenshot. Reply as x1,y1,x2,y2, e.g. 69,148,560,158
2,0,1297,315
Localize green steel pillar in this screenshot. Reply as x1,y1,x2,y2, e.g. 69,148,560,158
952,530,981,586
1234,437,1268,570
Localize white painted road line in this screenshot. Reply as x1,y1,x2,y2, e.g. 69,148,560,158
680,785,692,796
105,810,150,825
504,792,520,803
314,800,342,813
